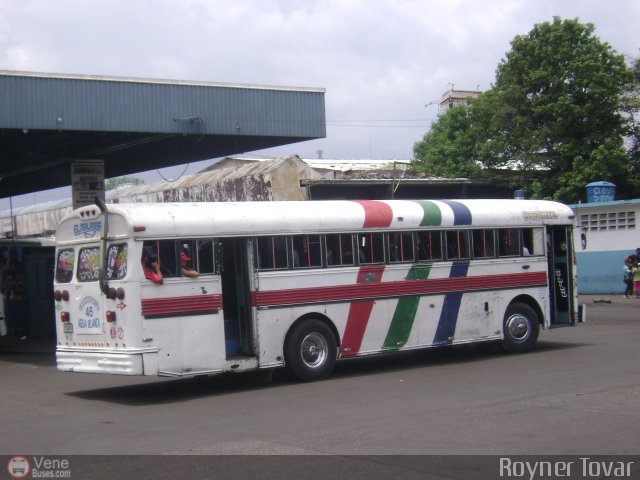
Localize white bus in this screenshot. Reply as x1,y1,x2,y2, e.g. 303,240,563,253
54,199,583,381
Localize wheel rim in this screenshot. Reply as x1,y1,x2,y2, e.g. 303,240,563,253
505,313,531,344
300,332,328,369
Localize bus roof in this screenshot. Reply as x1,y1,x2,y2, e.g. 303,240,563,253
55,199,574,243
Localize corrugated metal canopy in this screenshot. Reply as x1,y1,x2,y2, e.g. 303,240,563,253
0,70,325,198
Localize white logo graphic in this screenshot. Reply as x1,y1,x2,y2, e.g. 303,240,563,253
7,456,30,479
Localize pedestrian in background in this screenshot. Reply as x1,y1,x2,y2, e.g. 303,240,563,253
623,257,634,298
633,261,640,299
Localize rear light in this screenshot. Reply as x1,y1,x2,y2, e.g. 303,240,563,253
62,290,70,301
106,311,116,323
61,312,70,323
116,288,125,300
54,290,62,302
108,287,117,300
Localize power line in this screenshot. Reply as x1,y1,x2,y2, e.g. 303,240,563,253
326,118,436,128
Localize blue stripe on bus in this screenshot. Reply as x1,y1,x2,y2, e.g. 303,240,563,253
433,261,470,344
433,201,472,344
440,200,472,226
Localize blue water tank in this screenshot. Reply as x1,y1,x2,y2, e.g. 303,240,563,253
586,181,615,203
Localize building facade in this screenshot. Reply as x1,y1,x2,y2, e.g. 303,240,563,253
570,199,640,294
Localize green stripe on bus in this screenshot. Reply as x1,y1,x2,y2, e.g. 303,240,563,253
414,200,442,227
382,264,432,350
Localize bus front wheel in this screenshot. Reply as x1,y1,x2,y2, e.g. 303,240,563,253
285,319,337,381
500,302,540,353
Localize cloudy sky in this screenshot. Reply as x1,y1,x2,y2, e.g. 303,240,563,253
1,0,639,207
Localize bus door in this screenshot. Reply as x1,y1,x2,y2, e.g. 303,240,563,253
219,238,255,358
548,226,575,326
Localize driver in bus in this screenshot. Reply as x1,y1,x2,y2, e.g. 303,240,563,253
141,250,163,284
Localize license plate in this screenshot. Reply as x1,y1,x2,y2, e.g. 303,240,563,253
63,323,74,334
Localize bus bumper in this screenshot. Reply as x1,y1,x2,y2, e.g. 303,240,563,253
56,348,158,375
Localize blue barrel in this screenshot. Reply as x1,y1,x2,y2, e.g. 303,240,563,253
586,181,615,203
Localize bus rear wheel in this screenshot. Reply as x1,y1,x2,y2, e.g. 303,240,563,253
500,302,540,353
285,319,337,381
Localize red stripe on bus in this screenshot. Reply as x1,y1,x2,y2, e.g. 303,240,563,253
351,200,394,228
141,294,222,317
341,265,386,358
252,271,548,308
339,201,394,357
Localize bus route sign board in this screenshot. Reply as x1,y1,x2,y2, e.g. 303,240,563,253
71,160,105,209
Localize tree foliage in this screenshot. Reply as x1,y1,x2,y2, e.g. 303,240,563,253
105,176,144,191
413,17,637,202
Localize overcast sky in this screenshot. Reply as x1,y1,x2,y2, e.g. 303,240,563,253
1,0,639,208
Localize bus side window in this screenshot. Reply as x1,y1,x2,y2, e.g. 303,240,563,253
160,240,178,277
498,229,521,257
325,234,354,267
528,228,545,256
416,231,443,261
257,236,288,270
446,230,470,260
357,233,385,265
291,235,322,269
196,239,215,274
143,241,178,277
472,229,496,259
388,232,414,263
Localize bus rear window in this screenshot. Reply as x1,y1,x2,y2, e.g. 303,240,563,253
55,249,75,283
106,244,128,280
78,247,101,282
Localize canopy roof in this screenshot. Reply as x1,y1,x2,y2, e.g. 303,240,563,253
0,70,325,198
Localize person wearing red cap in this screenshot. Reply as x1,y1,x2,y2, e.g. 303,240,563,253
181,250,199,278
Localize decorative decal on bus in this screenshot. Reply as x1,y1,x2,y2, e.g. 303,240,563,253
522,211,559,221
342,201,394,357
73,220,102,238
77,296,101,334
141,294,223,318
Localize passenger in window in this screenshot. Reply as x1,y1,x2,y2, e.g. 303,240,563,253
181,250,199,278
142,250,163,284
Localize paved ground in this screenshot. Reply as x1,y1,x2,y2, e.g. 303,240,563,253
0,295,639,459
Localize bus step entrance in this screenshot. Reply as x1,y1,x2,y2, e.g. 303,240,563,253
224,318,241,356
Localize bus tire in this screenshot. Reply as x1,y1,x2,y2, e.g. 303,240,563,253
285,319,337,382
500,302,540,353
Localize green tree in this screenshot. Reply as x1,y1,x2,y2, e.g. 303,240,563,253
413,17,636,202
412,104,481,178
624,53,640,191
105,176,144,191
